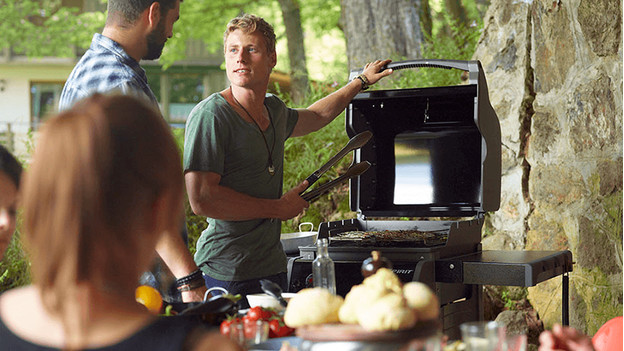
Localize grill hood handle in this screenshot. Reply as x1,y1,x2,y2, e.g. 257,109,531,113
349,59,481,85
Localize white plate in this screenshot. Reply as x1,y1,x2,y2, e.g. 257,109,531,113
247,292,297,310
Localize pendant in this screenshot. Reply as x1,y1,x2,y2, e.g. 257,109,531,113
268,165,275,176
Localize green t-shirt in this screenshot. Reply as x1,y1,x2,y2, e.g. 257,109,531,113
183,93,299,281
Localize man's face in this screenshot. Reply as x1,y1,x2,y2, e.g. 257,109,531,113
145,0,180,60
224,29,277,89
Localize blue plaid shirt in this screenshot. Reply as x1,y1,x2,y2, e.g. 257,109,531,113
59,33,159,111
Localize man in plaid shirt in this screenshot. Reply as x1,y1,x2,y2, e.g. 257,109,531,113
58,0,206,303
59,0,178,111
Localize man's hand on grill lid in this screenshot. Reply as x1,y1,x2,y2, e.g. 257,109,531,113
361,59,394,88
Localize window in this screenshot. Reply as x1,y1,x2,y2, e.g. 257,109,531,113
30,82,64,128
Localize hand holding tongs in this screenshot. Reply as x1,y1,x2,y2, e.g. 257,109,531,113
301,161,371,202
300,131,373,202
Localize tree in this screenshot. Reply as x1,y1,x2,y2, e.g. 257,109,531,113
0,0,104,58
420,0,433,39
277,0,309,103
444,0,468,27
340,0,424,70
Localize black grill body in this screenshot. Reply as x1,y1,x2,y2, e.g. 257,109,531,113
287,60,571,340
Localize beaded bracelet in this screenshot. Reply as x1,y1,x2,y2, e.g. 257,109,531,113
176,278,206,292
175,269,203,288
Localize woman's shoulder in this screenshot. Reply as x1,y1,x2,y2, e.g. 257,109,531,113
111,316,200,350
125,316,240,351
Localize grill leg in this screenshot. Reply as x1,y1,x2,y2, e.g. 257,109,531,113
562,272,569,326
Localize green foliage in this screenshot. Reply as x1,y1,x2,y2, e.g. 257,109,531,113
500,290,516,310
280,82,354,232
0,0,105,57
171,127,186,156
0,220,31,292
573,265,623,335
393,17,483,89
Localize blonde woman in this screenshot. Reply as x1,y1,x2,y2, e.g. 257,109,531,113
0,94,240,350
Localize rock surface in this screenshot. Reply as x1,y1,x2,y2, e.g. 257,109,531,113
474,0,622,335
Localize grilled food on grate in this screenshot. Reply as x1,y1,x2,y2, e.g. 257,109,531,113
330,230,448,247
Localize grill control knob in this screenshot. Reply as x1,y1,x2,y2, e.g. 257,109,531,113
361,250,393,278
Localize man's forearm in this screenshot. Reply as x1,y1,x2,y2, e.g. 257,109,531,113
185,172,309,222
190,183,282,221
155,229,199,277
155,228,207,302
306,79,362,122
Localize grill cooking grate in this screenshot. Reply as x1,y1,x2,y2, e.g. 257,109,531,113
329,229,449,248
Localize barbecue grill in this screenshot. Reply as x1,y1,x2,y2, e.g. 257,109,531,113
286,59,573,339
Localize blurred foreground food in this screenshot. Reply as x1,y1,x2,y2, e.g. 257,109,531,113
283,268,440,332
135,285,163,314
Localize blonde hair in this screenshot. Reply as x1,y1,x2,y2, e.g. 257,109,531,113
224,14,276,54
22,94,183,332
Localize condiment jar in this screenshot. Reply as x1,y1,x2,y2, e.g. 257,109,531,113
361,250,393,278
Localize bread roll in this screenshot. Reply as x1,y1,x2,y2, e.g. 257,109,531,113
362,268,403,294
338,284,388,324
403,281,439,321
357,292,416,331
283,288,344,328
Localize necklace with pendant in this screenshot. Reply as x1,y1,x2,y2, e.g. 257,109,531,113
230,87,276,176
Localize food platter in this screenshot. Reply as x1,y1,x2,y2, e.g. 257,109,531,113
296,320,440,342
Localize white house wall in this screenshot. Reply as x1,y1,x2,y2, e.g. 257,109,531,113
0,60,73,157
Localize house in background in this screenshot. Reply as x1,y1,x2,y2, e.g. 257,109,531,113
0,0,227,158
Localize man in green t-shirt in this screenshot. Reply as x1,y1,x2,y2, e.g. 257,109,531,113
183,13,392,307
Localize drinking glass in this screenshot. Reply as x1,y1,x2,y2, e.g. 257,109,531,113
245,319,269,346
460,321,506,351
405,332,443,351
505,333,527,351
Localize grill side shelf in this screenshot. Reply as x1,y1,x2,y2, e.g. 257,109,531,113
436,249,573,326
435,250,573,286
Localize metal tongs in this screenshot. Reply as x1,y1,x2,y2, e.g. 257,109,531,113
300,131,372,202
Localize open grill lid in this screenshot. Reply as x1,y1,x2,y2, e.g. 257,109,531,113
346,59,501,218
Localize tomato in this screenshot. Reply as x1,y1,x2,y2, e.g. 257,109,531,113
247,306,264,321
247,306,278,321
262,308,278,319
268,318,294,338
220,319,233,336
220,317,240,336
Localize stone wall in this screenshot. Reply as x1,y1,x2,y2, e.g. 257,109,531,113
473,0,622,335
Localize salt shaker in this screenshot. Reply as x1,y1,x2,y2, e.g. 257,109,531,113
312,238,336,294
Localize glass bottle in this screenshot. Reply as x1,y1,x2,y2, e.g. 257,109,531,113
312,238,336,294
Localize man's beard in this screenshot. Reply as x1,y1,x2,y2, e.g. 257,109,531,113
144,20,166,60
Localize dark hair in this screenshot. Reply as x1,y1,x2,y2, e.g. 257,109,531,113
107,0,178,25
0,144,22,188
224,14,276,54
